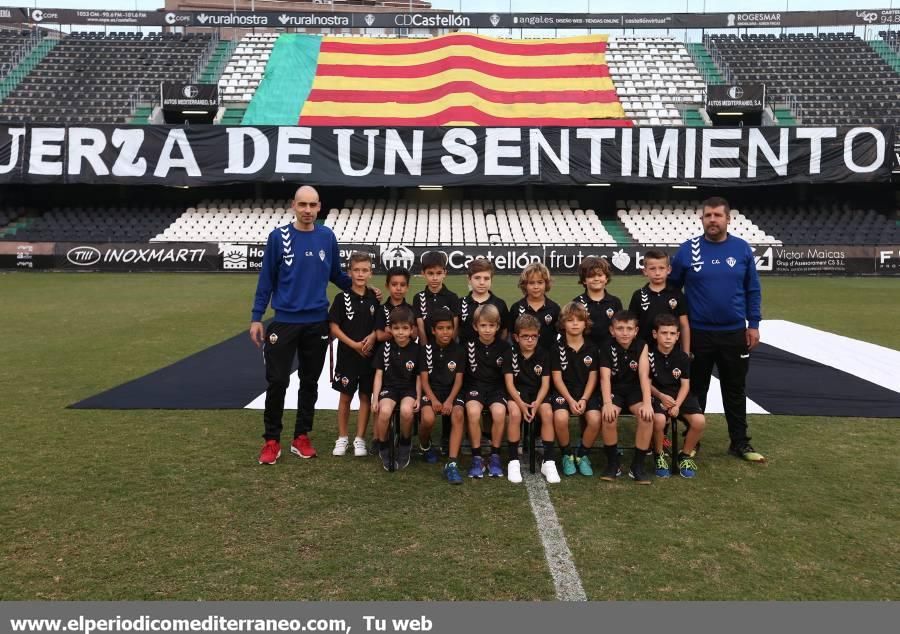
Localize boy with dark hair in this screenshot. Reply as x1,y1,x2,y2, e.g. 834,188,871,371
457,304,510,479
629,249,690,354
375,266,415,342
328,252,379,457
371,305,420,471
649,314,706,479
415,251,460,345
574,256,623,350
418,309,465,479
551,302,602,477
458,259,510,344
508,262,561,352
504,313,557,484
598,310,655,484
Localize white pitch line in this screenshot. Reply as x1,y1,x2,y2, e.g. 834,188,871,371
524,472,587,601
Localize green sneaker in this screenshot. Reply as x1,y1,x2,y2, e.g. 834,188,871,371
678,456,698,479
575,455,593,476
655,453,670,478
561,454,576,476
729,442,766,463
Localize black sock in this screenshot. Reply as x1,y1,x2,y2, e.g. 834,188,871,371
577,443,590,458
542,440,555,462
561,444,571,456
632,446,648,467
399,435,411,447
472,447,482,458
507,443,519,461
372,439,381,452
491,445,501,456
604,444,619,464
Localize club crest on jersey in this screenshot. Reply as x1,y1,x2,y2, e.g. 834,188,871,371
668,298,678,309
629,360,638,371
405,360,415,371
544,313,553,324
726,256,736,268
672,368,682,379
447,360,457,372
268,333,278,345
318,249,326,261
534,365,543,376
606,308,615,319
583,355,593,367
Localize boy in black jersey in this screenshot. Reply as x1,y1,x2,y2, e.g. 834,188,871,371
599,310,655,484
649,314,706,479
371,306,420,471
328,252,379,458
417,309,465,481
375,266,417,342
458,259,510,344
551,302,601,478
456,304,510,479
414,251,460,345
503,314,556,484
573,256,623,349
507,262,560,352
628,250,690,354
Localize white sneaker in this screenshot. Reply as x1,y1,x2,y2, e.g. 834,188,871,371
332,436,349,456
352,437,368,457
541,460,561,484
507,459,522,484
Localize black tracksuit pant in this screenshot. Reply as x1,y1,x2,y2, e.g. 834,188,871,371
262,320,330,441
690,328,751,447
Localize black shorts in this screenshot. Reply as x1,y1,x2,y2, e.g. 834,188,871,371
378,387,417,403
652,394,703,416
421,387,453,409
332,362,375,396
454,387,507,408
549,392,601,413
611,385,645,410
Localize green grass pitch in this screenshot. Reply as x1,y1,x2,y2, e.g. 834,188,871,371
0,273,898,600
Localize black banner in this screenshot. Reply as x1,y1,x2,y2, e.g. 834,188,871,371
875,246,900,274
161,83,218,110
1,7,900,29
706,84,765,113
57,242,219,271
0,125,892,187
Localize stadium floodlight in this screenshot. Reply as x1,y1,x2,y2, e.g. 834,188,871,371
717,112,745,116
672,184,698,190
586,183,611,187
418,185,443,190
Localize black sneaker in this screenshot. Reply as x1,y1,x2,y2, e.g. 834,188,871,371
728,442,766,463
600,461,622,482
628,463,652,485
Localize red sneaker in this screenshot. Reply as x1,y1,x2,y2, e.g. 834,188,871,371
291,434,317,459
258,439,281,465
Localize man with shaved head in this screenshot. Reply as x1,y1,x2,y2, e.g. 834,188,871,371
251,186,354,465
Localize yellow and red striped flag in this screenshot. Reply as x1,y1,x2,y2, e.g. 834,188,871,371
299,33,628,127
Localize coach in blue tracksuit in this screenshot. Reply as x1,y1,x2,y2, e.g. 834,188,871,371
669,196,765,463
250,185,355,465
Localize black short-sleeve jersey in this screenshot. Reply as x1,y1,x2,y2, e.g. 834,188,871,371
600,338,647,391
507,298,561,351
648,347,691,398
464,337,510,391
328,289,379,354
502,345,550,399
419,340,464,393
413,285,460,344
551,339,600,398
372,340,420,391
628,284,688,340
458,292,510,344
374,298,414,332
574,292,623,348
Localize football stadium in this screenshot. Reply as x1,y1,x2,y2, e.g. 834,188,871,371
1,2,899,608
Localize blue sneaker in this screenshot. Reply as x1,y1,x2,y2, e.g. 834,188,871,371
561,454,576,476
576,455,593,476
444,461,463,485
468,456,485,479
655,453,670,478
422,445,439,464
487,454,504,478
678,456,698,479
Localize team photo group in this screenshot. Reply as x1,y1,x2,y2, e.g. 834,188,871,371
249,186,764,486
